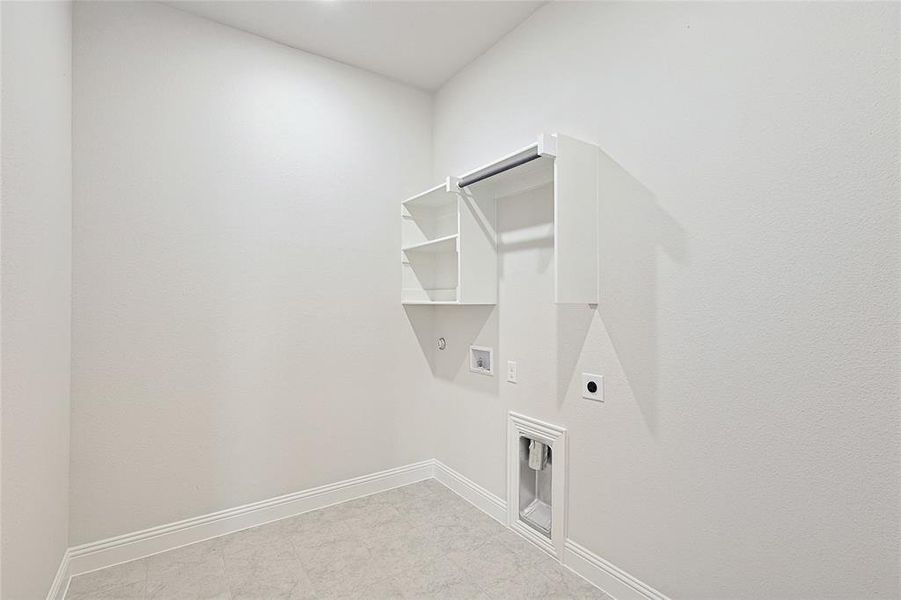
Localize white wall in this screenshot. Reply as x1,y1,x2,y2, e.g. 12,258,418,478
430,2,900,599
1,2,73,598
71,1,433,545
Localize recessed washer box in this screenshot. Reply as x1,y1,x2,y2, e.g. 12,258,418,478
469,345,493,376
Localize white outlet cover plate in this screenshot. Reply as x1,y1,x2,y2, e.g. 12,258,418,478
507,361,517,383
582,373,603,401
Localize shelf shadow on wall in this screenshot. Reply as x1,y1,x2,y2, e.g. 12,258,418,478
403,304,497,392
594,152,687,434
555,303,595,408
403,304,437,369
496,182,555,281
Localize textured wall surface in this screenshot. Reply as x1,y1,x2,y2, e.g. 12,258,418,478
54,3,901,599
429,2,900,598
71,1,433,544
1,2,72,598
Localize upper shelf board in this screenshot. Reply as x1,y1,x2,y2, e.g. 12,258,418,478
465,154,554,200
453,134,557,200
402,182,453,209
403,135,559,210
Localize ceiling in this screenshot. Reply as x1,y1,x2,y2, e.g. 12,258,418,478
166,1,545,91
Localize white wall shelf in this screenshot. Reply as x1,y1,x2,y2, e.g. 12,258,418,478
402,184,455,209
401,177,497,305
402,234,458,254
401,132,602,306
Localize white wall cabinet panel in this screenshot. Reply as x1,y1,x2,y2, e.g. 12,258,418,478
402,133,606,306
401,180,497,305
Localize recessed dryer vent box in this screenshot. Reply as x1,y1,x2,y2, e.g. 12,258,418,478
469,345,493,376
508,412,566,558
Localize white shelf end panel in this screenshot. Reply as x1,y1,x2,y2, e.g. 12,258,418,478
553,134,599,304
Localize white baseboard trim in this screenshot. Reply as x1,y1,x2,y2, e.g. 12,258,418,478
54,458,664,600
432,460,507,525
65,460,433,579
46,549,71,600
430,461,667,600
563,539,670,600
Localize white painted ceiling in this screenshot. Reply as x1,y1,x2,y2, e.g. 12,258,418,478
166,1,545,90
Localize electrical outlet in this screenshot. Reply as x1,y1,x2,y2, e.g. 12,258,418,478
582,373,603,401
507,361,517,383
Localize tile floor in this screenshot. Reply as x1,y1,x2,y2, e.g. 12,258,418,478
65,479,610,599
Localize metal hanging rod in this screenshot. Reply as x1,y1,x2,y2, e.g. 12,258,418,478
457,145,542,189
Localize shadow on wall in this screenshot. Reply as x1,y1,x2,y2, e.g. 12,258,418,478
595,151,688,434
404,304,436,367
403,152,686,435
496,182,555,280
404,304,497,392
555,303,595,406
